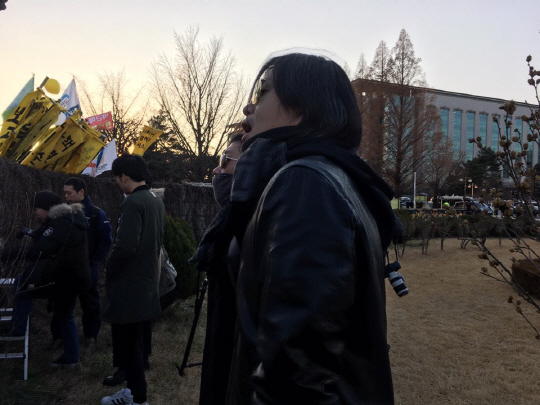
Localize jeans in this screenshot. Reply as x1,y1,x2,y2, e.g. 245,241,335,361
12,275,79,363
51,292,79,363
51,264,101,340
11,275,32,336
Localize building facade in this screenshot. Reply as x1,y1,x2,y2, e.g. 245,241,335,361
431,89,534,165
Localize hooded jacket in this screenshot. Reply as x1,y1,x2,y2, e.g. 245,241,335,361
226,128,394,405
2,203,92,293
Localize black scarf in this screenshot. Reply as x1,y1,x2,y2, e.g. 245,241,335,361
189,174,234,273
230,126,395,250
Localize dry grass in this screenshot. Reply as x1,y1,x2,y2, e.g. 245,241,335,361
2,238,540,404
0,295,206,405
388,238,540,405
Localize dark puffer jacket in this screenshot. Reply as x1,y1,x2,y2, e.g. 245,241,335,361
228,156,394,405
3,203,92,293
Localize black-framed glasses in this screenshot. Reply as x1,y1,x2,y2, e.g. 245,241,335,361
250,76,263,105
219,152,238,169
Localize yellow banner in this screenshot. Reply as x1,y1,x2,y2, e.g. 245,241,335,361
63,134,105,174
0,89,45,156
21,110,86,170
11,101,63,162
129,125,163,156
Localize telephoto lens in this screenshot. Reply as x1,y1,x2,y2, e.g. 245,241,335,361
388,271,408,297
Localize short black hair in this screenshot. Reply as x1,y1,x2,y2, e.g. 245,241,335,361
111,154,148,182
64,177,87,194
251,53,362,149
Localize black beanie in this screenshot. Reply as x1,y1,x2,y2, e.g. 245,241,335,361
34,191,62,211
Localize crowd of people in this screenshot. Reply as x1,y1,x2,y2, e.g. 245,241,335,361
1,51,397,404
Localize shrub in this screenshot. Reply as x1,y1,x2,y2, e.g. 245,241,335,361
512,259,540,299
162,215,198,303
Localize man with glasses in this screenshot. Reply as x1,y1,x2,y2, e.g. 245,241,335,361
192,133,242,405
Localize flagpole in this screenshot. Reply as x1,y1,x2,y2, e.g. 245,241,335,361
38,76,49,89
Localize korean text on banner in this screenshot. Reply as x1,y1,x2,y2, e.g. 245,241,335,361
0,89,44,156
130,126,163,156
86,112,113,131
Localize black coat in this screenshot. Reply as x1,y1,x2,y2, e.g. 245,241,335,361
2,203,91,294
102,186,165,324
227,156,394,405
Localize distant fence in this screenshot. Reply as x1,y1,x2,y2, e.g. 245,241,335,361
0,158,219,244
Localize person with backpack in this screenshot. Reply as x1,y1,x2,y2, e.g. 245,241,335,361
54,177,112,344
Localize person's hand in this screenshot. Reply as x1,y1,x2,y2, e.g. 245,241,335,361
16,227,34,239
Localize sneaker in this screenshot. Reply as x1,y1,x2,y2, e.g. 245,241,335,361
102,368,127,387
49,356,79,369
101,388,133,405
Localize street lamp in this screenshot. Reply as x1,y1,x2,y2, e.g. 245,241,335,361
459,178,468,202
468,181,478,199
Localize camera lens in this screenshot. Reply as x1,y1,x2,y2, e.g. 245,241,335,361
388,271,408,297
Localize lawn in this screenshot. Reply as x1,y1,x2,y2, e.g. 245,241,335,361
2,238,540,404
388,238,540,405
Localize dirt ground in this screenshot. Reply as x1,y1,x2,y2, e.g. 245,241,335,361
387,238,540,405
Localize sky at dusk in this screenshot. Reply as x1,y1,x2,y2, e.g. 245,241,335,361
1,0,539,118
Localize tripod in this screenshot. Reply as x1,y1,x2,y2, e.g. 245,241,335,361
177,276,208,376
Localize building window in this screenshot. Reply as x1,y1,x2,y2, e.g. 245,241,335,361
479,113,488,150
440,108,449,140
453,110,462,158
467,112,475,160
492,114,500,152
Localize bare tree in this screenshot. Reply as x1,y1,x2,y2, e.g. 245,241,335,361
354,53,369,80
151,26,245,158
368,41,391,82
354,30,441,197
78,70,149,154
424,137,465,205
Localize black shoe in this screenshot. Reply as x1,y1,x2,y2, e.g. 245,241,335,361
50,356,79,369
102,368,126,387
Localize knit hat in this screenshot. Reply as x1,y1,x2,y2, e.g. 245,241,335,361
33,191,62,211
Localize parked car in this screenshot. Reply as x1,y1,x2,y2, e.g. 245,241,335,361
399,196,411,208
454,200,493,215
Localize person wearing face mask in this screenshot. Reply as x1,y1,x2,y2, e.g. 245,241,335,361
226,53,395,404
189,132,242,405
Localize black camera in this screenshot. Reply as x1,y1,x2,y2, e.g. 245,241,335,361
384,261,408,297
16,227,35,240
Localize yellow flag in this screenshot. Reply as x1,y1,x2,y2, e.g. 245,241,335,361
11,101,63,162
0,89,45,156
23,110,86,170
19,125,58,167
20,125,65,169
61,126,105,174
129,126,163,156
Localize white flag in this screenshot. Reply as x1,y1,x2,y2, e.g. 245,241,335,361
82,139,117,177
55,79,81,126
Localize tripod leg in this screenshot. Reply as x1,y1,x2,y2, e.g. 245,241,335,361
177,278,208,376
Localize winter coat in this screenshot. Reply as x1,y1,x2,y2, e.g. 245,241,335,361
102,186,165,324
81,195,112,268
1,203,92,294
227,155,394,405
